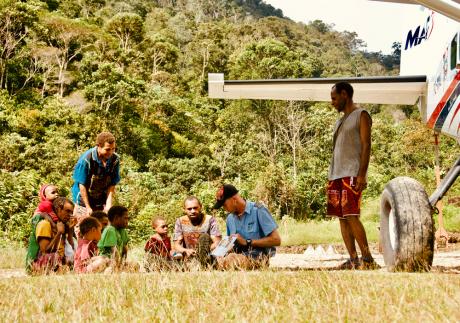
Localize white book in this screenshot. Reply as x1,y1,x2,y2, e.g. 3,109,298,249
211,236,237,257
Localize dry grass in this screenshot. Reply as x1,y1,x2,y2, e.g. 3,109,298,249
1,198,458,322
1,221,459,322
0,242,25,269
0,270,459,321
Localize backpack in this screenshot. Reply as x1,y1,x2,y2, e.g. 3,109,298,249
85,149,119,204
86,149,119,178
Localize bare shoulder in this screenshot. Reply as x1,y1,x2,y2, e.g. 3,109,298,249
360,109,372,126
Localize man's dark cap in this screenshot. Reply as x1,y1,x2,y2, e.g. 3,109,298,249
213,184,238,209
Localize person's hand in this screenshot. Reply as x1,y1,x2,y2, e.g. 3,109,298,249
233,234,247,246
355,176,367,192
68,217,77,229
57,222,66,234
184,249,196,257
86,207,93,216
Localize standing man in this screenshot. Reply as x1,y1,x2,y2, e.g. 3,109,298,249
213,184,281,269
71,132,120,233
328,82,378,269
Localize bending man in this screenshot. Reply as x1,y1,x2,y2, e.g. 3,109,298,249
213,184,281,269
71,132,120,236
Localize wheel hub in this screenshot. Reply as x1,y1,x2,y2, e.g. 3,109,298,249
389,209,397,250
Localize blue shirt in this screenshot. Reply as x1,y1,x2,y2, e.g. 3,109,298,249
226,201,278,258
71,147,120,207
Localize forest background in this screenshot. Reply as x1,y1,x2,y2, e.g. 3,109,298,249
0,0,458,245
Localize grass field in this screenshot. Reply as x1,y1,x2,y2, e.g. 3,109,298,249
0,271,459,321
2,198,459,268
1,199,460,322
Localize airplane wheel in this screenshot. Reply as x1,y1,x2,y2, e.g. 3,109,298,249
380,177,434,271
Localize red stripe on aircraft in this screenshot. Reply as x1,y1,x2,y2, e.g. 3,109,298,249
428,71,460,129
449,100,460,129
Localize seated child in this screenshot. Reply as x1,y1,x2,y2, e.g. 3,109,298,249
145,217,173,258
91,210,109,231
97,206,130,266
144,217,182,271
74,217,109,273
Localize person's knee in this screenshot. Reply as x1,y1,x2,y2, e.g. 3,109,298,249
219,253,250,270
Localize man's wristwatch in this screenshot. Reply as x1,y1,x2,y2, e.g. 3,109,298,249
246,239,252,247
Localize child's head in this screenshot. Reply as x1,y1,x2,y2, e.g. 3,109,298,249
79,216,102,241
91,210,109,230
40,184,58,202
151,217,168,236
108,206,129,229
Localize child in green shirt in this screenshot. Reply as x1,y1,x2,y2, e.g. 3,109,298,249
97,206,129,265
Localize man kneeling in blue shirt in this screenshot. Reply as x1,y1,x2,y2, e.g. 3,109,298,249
213,184,281,269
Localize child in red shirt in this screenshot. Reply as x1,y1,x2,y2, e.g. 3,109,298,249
34,184,59,222
144,217,181,270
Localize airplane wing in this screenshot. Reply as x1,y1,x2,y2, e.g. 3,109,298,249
208,73,427,105
369,0,460,22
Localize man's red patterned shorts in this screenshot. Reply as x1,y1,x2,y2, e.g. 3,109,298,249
327,177,361,218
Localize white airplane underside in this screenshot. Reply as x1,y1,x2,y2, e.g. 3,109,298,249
208,74,427,105
370,0,460,22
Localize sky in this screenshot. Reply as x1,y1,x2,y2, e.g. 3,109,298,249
264,0,421,54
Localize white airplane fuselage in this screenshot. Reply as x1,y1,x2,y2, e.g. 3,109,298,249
403,7,460,139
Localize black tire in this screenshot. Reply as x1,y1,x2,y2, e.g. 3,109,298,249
380,176,434,271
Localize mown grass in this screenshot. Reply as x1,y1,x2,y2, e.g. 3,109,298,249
278,218,380,246
279,198,381,246
0,271,459,321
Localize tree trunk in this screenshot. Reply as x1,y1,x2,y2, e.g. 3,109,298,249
0,62,5,89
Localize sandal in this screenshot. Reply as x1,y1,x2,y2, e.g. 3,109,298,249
337,257,360,270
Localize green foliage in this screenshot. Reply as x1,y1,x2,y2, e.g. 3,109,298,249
0,0,42,91
106,12,144,51
84,62,145,114
232,0,283,18
230,39,317,79
0,170,40,242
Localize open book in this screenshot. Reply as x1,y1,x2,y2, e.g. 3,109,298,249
211,235,237,257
